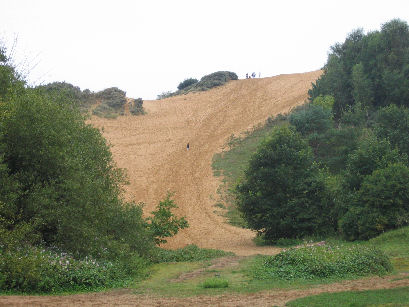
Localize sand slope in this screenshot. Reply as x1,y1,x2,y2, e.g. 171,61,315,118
91,70,322,255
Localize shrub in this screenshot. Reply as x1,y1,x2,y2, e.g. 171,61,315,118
177,78,198,91
0,246,147,293
147,193,189,245
96,87,126,109
250,244,392,280
289,104,333,136
129,98,144,115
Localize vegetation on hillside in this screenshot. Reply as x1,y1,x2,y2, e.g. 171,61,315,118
157,71,238,99
228,19,409,243
0,45,187,293
37,82,145,118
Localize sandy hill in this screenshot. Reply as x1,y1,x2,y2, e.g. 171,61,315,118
90,70,322,255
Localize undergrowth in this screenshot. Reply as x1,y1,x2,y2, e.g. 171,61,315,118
151,244,233,263
0,246,147,293
249,244,392,280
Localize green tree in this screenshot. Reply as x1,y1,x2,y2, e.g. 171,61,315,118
147,193,188,244
340,163,409,240
0,90,154,259
235,126,332,240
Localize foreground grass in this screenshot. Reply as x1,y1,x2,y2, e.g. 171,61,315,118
286,286,409,306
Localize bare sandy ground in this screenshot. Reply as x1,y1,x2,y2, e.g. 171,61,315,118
90,71,322,256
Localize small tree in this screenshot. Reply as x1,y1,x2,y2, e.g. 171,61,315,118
147,193,188,244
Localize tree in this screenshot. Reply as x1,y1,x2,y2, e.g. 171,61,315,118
235,126,332,240
340,163,409,240
0,90,154,259
147,193,188,244
375,104,409,157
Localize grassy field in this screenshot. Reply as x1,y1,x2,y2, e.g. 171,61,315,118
287,286,409,306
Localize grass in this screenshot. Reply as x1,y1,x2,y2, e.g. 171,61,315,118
200,277,229,288
211,114,288,227
286,287,409,306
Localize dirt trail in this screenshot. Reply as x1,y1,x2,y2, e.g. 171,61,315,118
90,71,321,256
2,274,409,306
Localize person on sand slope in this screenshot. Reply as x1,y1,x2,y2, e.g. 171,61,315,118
187,143,190,151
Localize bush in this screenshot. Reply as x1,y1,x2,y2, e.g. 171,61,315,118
177,78,198,91
129,98,144,115
289,104,333,136
147,193,189,244
96,87,127,109
250,244,392,280
0,246,147,293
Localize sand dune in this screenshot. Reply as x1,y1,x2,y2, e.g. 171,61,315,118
90,70,322,255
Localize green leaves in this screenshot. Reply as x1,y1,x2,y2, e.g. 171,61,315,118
147,193,189,245
235,126,331,240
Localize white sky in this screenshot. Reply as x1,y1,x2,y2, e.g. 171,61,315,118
1,0,409,100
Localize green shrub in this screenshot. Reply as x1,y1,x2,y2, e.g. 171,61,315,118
250,244,392,280
177,78,198,91
151,244,233,263
289,104,333,136
0,246,147,293
129,98,144,115
200,277,229,288
96,87,126,109
147,193,189,245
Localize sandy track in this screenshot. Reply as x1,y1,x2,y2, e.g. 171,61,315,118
2,274,409,306
90,71,321,256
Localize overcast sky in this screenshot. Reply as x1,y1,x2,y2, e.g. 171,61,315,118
2,0,409,100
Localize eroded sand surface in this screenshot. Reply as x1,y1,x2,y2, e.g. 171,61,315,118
91,71,322,255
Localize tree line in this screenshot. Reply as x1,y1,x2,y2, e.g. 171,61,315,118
236,19,409,242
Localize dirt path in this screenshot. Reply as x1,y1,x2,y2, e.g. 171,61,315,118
91,71,321,256
2,274,409,306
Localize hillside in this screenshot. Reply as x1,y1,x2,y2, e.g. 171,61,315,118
90,70,322,256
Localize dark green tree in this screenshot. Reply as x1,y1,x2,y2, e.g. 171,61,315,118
177,78,198,90
340,163,409,240
235,126,332,240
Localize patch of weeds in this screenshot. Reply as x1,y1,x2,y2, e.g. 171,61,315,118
200,277,229,288
151,245,233,263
